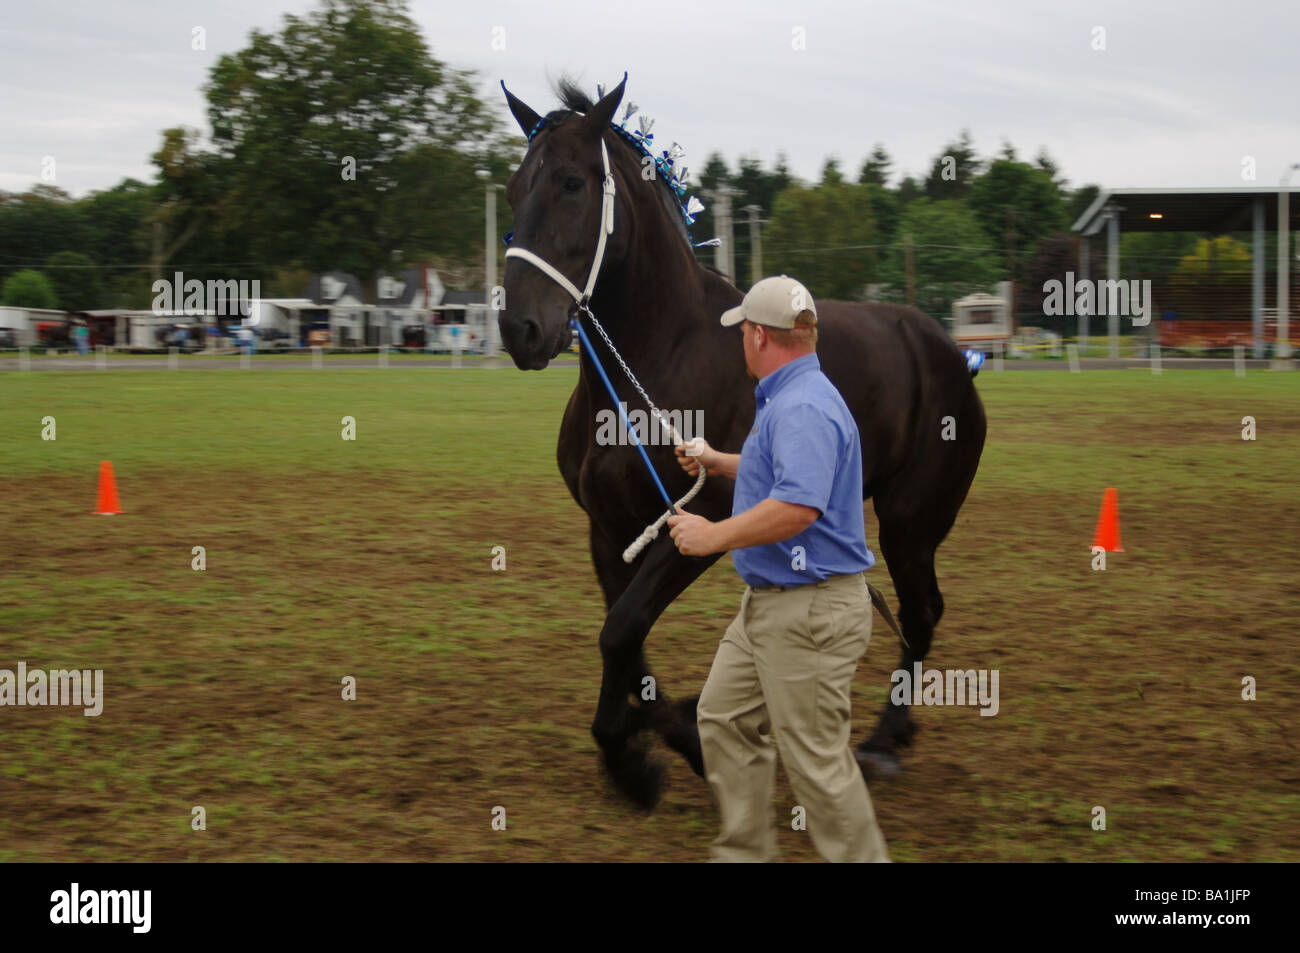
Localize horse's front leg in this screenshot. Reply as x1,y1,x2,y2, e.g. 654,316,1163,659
591,533,718,810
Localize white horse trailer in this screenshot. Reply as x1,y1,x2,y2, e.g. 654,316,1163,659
950,292,1013,353
0,306,67,347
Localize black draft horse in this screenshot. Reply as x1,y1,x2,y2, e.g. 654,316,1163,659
498,75,986,809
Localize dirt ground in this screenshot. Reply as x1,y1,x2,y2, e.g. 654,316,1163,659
0,371,1296,861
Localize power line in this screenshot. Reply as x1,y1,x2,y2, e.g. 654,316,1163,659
0,257,269,270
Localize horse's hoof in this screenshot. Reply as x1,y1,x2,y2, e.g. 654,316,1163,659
603,749,665,811
856,749,903,781
662,698,705,778
664,729,704,778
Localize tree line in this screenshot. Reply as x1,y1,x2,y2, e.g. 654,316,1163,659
693,137,1215,317
0,0,1237,321
0,0,520,314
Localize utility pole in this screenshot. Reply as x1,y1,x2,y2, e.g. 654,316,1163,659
743,204,763,286
904,231,916,307
1106,205,1120,358
1005,207,1018,330
1278,163,1298,367
703,184,740,283
476,170,505,357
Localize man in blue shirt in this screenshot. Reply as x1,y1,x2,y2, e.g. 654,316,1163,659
667,275,889,863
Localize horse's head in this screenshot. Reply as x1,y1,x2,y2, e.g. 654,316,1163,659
497,75,642,370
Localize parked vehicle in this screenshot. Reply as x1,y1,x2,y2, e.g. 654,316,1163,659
949,293,1013,354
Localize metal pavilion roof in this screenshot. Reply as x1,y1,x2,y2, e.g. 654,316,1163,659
1073,188,1300,236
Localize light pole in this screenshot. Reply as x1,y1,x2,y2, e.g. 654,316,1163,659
476,169,506,357
742,204,763,286
1278,163,1299,365
702,183,739,283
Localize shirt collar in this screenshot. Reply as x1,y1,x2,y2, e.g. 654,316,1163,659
754,352,820,405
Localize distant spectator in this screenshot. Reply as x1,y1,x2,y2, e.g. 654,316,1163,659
74,322,90,356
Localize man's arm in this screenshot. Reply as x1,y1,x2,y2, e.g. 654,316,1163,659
712,497,818,550
666,498,817,556
668,404,839,558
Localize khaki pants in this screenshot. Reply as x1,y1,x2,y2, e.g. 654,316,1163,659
697,571,890,862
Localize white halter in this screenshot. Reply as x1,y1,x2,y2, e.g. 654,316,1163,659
505,139,616,306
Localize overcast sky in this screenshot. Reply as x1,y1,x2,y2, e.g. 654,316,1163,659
2,0,1297,200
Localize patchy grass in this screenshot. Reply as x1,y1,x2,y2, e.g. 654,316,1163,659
0,366,1297,861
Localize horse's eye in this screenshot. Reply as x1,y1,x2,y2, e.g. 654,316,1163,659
563,176,583,193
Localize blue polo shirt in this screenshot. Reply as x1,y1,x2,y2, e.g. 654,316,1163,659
731,352,874,588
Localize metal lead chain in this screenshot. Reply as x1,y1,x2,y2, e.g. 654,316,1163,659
580,306,680,443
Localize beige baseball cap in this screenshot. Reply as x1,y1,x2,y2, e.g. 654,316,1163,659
720,275,817,328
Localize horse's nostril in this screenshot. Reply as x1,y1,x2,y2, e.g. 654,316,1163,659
521,318,541,353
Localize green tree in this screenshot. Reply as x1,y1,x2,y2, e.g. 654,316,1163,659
1066,184,1100,228
923,130,982,200
1173,236,1252,281
1120,232,1200,280
765,177,878,300
80,179,156,288
387,145,478,264
45,251,105,311
968,159,1068,282
862,183,900,247
1034,148,1066,188
731,154,793,216
859,145,892,187
2,269,58,308
896,174,922,205
0,186,93,285
203,0,507,278
877,198,1001,317
149,127,213,281
1166,235,1253,321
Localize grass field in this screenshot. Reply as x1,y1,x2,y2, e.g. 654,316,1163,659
1,365,1297,862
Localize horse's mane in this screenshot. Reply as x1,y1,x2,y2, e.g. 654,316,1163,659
553,77,595,115
544,76,694,251
699,264,736,288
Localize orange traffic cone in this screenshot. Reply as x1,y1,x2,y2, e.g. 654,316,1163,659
1091,487,1122,552
94,460,123,515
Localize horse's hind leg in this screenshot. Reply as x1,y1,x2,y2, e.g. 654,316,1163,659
856,522,944,778
859,365,984,778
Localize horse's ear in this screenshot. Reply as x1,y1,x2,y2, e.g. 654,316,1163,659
582,72,627,138
501,80,542,138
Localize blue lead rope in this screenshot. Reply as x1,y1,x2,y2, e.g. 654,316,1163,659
570,315,677,515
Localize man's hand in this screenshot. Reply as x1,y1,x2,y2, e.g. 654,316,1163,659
675,438,741,481
667,509,721,556
675,438,711,477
